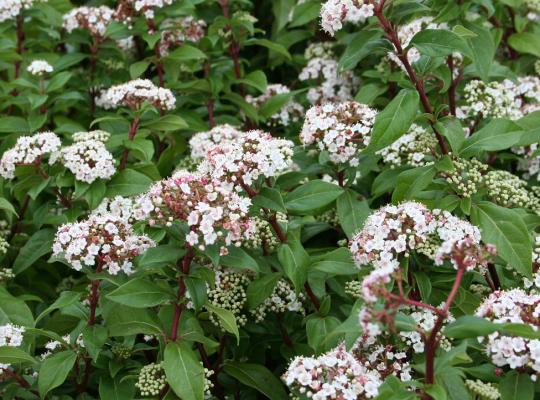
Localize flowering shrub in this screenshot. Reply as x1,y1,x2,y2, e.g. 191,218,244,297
2,0,540,399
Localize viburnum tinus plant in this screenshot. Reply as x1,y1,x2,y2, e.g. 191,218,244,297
2,0,540,399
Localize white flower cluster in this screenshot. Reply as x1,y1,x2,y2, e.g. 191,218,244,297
72,130,111,143
96,79,176,111
198,130,294,187
0,268,15,282
52,212,155,274
377,124,437,168
189,124,242,159
460,79,522,121
130,0,173,19
27,60,53,76
92,196,136,223
0,323,25,347
283,344,383,399
246,84,304,126
299,43,358,104
41,333,84,359
208,267,251,327
62,6,115,39
465,379,500,400
476,289,540,376
300,102,377,166
398,307,453,353
159,16,206,56
136,362,166,397
49,139,116,184
134,171,254,251
320,0,374,36
0,0,42,22
0,131,61,179
251,279,304,322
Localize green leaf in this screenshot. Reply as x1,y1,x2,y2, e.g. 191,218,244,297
238,70,267,93
141,114,188,131
104,305,163,336
137,245,186,269
439,118,466,153
246,273,282,309
312,248,356,275
13,228,54,274
0,347,35,364
105,169,153,197
425,384,448,400
107,278,174,308
259,92,293,119
465,23,495,82
205,303,240,343
444,316,498,339
252,187,287,213
410,29,472,58
499,370,534,400
277,239,309,291
508,32,540,58
289,0,320,28
167,44,207,61
306,316,341,353
392,165,436,202
35,291,81,324
285,180,343,214
164,342,205,400
367,89,419,152
471,202,532,277
99,376,136,400
38,350,77,398
339,30,382,71
129,60,150,79
223,362,288,400
460,119,523,157
0,287,34,326
336,189,370,238
0,198,17,217
0,116,30,133
221,247,259,272
245,39,291,59
46,71,72,92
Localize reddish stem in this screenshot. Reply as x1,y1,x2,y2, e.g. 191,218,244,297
8,195,30,239
373,2,449,155
171,248,195,341
146,18,165,87
119,116,141,170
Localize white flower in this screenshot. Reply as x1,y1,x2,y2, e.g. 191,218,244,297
0,131,61,179
320,0,374,36
0,0,44,22
63,6,115,39
246,84,304,126
0,323,25,347
96,79,176,111
27,60,53,75
189,124,243,159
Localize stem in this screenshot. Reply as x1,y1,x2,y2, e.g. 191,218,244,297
2,368,42,397
487,263,501,290
8,195,30,239
424,266,465,388
446,56,462,117
337,170,345,187
14,15,24,80
373,2,449,155
277,314,294,348
119,116,141,170
170,248,195,341
146,18,165,87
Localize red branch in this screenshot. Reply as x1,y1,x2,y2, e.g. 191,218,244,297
119,116,141,170
170,248,195,341
372,1,449,155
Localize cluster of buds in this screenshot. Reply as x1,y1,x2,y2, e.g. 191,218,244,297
96,79,176,111
0,131,61,179
246,84,304,127
465,379,501,400
52,212,155,274
49,139,116,184
0,268,15,283
135,362,167,397
0,0,43,23
27,60,53,76
300,102,376,167
111,343,132,359
62,6,115,40
398,307,453,353
198,130,294,188
299,43,358,104
377,124,437,168
242,215,285,252
134,171,254,251
443,158,487,198
250,279,305,322
317,208,340,227
485,170,531,208
189,124,243,159
476,289,540,377
207,267,251,327
159,16,206,56
283,343,385,399
320,0,374,36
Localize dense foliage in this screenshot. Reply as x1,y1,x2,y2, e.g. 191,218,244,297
1,0,540,399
